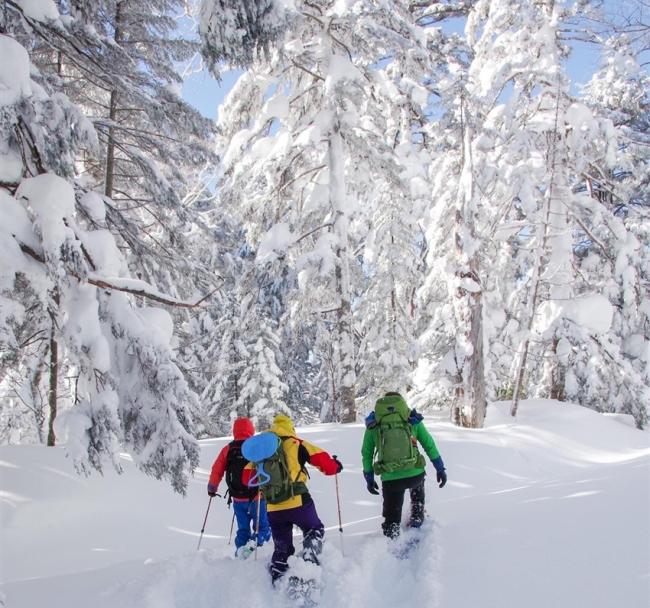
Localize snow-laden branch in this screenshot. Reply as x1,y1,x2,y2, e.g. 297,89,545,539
86,275,220,309
15,239,218,309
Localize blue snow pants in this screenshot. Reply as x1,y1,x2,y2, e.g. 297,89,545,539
233,498,271,548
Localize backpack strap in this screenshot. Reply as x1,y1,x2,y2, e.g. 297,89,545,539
279,435,310,482
408,409,423,425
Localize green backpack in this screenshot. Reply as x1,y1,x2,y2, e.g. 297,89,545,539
242,432,308,505
372,395,425,475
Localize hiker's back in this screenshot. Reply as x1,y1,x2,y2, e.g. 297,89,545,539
225,439,257,500
261,434,309,504
372,394,425,475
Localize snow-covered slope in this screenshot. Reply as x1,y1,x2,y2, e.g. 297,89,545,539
1,400,649,608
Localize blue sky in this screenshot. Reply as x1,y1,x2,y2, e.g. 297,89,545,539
182,68,241,121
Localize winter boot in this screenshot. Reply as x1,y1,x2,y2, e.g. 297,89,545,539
409,503,425,528
235,540,256,559
382,521,401,539
408,480,425,528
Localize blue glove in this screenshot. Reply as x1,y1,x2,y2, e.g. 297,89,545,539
207,483,218,497
364,471,379,495
432,456,447,488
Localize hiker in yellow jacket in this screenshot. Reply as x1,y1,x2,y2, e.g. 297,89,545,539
243,414,342,582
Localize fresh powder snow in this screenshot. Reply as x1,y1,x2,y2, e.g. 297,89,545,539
1,400,648,608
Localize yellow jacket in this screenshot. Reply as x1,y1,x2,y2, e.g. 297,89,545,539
247,414,340,512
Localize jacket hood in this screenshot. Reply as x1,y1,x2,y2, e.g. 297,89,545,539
232,417,255,440
270,414,295,437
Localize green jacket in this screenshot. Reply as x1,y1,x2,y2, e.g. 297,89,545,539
361,415,441,482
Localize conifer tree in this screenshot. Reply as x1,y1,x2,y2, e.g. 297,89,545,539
215,0,433,423
1,6,202,491
574,34,650,428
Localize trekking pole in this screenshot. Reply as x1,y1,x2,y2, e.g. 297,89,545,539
254,489,262,561
227,510,235,545
197,496,213,551
334,456,345,556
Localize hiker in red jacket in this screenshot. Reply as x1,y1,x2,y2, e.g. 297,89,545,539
208,417,271,556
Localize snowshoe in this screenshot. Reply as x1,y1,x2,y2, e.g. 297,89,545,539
406,515,425,529
286,575,320,607
388,528,422,560
406,506,427,529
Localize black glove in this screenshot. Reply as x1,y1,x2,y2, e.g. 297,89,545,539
437,469,447,488
207,483,218,497
364,471,379,495
432,456,447,488
332,455,343,473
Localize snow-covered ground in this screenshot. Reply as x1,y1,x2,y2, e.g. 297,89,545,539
1,400,649,608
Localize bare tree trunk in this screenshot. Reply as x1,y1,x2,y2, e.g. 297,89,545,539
451,100,487,429
511,187,551,417
104,90,118,198
453,251,487,428
316,339,338,423
104,2,123,198
31,363,46,444
47,293,59,446
329,117,356,423
512,49,574,414
510,342,529,418
336,273,356,423
468,266,486,429
549,335,567,401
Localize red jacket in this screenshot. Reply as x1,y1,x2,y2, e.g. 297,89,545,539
208,418,258,502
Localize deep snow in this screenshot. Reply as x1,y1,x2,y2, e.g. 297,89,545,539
1,400,648,608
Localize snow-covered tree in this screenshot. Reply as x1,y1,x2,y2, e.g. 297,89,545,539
216,0,434,423
414,13,487,427
1,17,201,491
231,260,290,428
354,50,432,410
404,18,491,420
199,0,293,73
447,0,649,428
5,0,218,305
574,34,650,428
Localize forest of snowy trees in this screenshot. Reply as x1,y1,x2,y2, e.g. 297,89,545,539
1,0,648,492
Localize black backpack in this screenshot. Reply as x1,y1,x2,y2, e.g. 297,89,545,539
225,440,257,501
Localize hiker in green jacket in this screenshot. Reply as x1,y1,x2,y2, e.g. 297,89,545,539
361,392,447,538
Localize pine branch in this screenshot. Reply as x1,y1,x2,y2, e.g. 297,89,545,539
14,239,218,309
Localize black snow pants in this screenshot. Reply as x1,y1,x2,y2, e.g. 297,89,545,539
381,472,425,539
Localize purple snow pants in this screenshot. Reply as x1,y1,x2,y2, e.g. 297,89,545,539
267,498,324,581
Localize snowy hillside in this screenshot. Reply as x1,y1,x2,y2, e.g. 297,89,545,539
1,400,649,608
